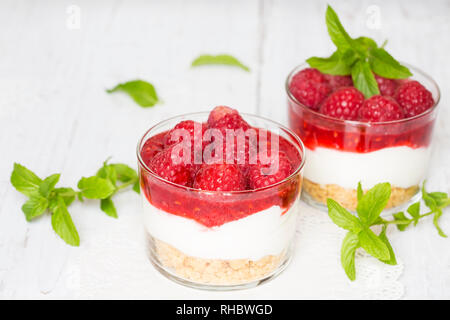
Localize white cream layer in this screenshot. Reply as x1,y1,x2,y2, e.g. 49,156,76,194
304,146,431,189
142,199,298,260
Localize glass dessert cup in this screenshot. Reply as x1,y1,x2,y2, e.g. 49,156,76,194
137,112,305,291
286,63,440,213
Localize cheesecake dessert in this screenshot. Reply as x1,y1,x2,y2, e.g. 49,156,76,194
286,66,439,212
285,6,440,212
137,107,304,289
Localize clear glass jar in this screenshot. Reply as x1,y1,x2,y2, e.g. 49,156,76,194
137,112,305,290
286,63,440,212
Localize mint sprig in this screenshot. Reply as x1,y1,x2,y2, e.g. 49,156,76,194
191,54,250,72
107,80,159,107
389,182,450,237
10,160,140,246
307,5,412,98
328,182,449,280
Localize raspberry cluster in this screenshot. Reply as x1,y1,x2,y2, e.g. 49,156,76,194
289,68,434,122
143,106,299,191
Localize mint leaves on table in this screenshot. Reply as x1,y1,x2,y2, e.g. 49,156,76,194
191,54,250,72
328,182,449,280
10,161,140,246
391,183,450,237
307,5,412,98
107,80,159,107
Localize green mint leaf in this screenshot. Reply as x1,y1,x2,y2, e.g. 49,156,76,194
49,187,77,211
393,212,412,231
407,201,421,226
428,192,448,200
327,198,362,233
422,182,437,210
306,50,353,76
22,195,48,221
39,173,60,198
111,163,138,183
191,54,250,72
356,182,391,226
54,187,77,207
378,226,397,265
341,231,360,281
357,182,364,202
351,60,380,98
107,80,159,107
433,209,447,238
325,5,354,50
10,163,42,197
97,163,117,187
358,228,390,261
428,192,449,207
51,197,80,246
369,48,412,79
353,37,378,52
77,176,115,199
132,180,140,194
100,197,118,218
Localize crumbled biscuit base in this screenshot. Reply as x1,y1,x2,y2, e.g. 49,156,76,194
152,239,284,285
303,178,419,211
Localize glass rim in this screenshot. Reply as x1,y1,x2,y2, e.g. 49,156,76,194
136,111,306,195
285,62,441,127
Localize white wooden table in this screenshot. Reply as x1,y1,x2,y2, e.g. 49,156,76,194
1,0,449,299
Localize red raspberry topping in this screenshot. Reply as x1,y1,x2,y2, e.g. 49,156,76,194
193,164,246,191
209,113,251,134
293,68,328,84
149,145,196,187
359,95,404,122
164,120,207,148
289,78,331,110
141,132,165,161
320,87,365,120
325,74,353,90
395,80,434,117
247,151,292,189
207,106,238,127
374,74,398,97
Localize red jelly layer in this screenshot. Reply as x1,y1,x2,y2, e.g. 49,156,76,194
139,129,303,228
288,99,437,153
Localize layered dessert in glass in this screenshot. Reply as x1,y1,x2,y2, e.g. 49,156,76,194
287,65,440,211
137,107,304,290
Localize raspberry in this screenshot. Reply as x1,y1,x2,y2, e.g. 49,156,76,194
141,133,165,165
207,106,238,127
374,74,398,97
325,74,353,90
395,80,434,117
164,120,207,148
149,145,197,187
193,164,246,191
247,151,292,189
289,79,331,110
289,69,330,110
359,95,404,122
209,113,250,133
320,87,365,120
293,68,328,84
